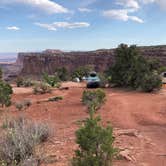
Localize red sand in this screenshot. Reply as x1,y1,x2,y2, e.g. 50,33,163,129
1,82,166,166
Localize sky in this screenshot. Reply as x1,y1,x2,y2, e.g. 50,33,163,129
0,0,166,52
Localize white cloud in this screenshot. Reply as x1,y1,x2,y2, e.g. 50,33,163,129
116,0,140,10
35,22,90,31
141,0,166,9
78,8,92,12
103,9,143,23
6,26,20,30
0,0,68,14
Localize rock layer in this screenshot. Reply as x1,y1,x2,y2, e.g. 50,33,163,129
17,45,166,77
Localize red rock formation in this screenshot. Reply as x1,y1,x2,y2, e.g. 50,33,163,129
17,45,166,77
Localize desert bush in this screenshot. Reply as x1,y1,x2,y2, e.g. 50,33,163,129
0,116,51,165
109,44,162,92
48,96,63,102
43,73,60,87
99,73,109,88
82,89,106,112
158,66,166,74
33,82,51,94
55,67,69,81
23,79,34,87
16,77,34,87
15,102,24,111
140,73,162,92
72,116,117,166
0,81,13,107
72,66,93,80
15,99,32,111
16,76,24,87
72,90,116,166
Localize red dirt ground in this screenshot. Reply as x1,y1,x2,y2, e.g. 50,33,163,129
1,82,166,166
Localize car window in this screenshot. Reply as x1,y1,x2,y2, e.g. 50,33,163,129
164,73,166,77
90,73,97,77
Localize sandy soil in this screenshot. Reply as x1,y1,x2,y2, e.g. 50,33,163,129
1,82,166,166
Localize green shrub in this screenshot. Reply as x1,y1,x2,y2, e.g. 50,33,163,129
72,66,93,80
82,89,106,112
109,44,162,92
0,117,51,165
158,66,166,74
55,67,69,81
43,73,60,87
99,73,108,88
0,81,13,107
16,77,24,87
72,116,117,166
140,73,162,92
33,82,51,94
23,79,34,87
72,90,117,166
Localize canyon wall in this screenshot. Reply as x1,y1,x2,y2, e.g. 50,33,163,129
17,45,166,77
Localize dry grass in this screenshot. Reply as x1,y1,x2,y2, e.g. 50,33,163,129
0,116,51,165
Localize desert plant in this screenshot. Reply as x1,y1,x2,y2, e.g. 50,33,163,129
0,116,51,165
72,90,117,166
33,82,51,94
0,81,13,107
158,66,166,74
15,102,24,111
72,66,93,80
55,67,69,81
82,89,106,112
15,99,32,111
109,44,162,92
99,73,109,88
16,77,24,87
23,79,34,87
140,73,162,92
43,73,60,87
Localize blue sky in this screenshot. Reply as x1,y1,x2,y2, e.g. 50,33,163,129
0,0,166,52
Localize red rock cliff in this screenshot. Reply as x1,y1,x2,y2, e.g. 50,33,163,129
18,45,166,77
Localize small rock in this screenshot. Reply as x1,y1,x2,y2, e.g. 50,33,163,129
119,149,136,162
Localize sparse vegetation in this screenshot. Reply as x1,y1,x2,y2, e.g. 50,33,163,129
0,81,13,107
16,76,24,87
72,66,93,80
108,44,162,92
0,116,51,165
43,73,60,87
15,99,32,111
82,89,106,112
16,77,34,87
33,82,51,94
72,90,117,166
55,67,69,81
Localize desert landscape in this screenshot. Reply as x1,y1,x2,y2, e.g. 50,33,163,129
0,0,166,165
0,81,165,166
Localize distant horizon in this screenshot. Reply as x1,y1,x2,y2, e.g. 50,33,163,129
0,43,166,55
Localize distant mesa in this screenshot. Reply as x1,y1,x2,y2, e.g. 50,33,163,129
42,49,63,54
1,45,166,81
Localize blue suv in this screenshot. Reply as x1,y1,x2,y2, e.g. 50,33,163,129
86,72,100,88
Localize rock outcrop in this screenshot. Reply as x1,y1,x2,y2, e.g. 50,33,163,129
15,45,166,77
